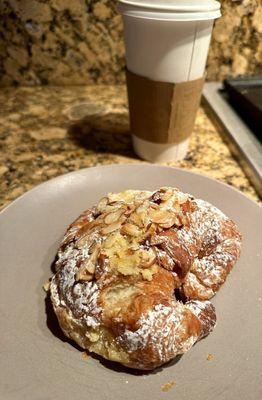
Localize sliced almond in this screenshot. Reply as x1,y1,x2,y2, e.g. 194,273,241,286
149,203,159,210
77,234,89,248
88,240,99,254
96,197,108,214
77,234,97,249
121,223,140,237
172,201,181,211
179,214,189,226
176,193,189,204
76,270,93,281
123,205,136,216
76,227,100,249
159,187,173,202
101,221,123,235
76,259,95,281
77,220,101,239
43,281,51,292
129,212,143,227
139,248,156,268
142,223,157,242
76,244,100,281
130,202,150,228
150,188,173,204
159,215,180,229
149,209,173,224
149,208,181,228
107,192,127,203
103,200,126,212
104,208,125,225
136,201,150,213
84,259,96,274
90,243,101,258
103,232,118,249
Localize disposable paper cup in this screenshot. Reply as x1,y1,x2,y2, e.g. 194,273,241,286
118,0,221,162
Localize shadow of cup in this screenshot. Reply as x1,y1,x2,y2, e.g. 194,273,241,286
65,102,137,158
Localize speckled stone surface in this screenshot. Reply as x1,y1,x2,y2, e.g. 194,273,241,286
207,0,262,81
0,85,259,211
0,0,261,86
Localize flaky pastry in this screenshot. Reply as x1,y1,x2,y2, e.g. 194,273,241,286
50,187,242,370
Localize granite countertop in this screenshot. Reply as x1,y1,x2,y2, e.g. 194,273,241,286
0,85,259,211
1,1,261,85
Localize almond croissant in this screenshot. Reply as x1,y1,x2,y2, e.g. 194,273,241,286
50,187,241,370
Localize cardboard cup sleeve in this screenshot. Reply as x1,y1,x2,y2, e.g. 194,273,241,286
126,69,205,145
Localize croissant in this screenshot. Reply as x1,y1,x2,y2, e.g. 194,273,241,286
50,187,242,370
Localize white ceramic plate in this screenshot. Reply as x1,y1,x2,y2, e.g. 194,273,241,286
1,165,261,400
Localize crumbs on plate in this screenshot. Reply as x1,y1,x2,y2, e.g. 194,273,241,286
43,281,51,292
161,381,176,392
82,351,89,360
207,353,215,361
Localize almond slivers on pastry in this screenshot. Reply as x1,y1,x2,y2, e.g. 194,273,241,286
49,187,242,370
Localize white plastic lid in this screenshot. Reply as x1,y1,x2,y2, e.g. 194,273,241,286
118,0,221,21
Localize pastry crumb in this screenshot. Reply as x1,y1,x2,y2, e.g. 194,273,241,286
43,281,50,292
82,351,89,360
161,381,176,392
207,353,214,361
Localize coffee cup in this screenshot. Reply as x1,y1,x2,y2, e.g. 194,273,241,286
118,0,221,162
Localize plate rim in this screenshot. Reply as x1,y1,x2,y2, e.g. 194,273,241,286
1,164,261,218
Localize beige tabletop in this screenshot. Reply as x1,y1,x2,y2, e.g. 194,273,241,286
0,85,259,211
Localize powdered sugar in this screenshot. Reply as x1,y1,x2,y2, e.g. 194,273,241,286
186,300,216,338
51,243,101,328
49,187,241,369
186,299,209,317
117,302,198,363
50,278,61,307
175,198,240,290
172,198,228,257
73,282,101,328
191,200,225,241
195,199,226,218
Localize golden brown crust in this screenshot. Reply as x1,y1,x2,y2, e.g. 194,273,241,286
50,187,242,370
